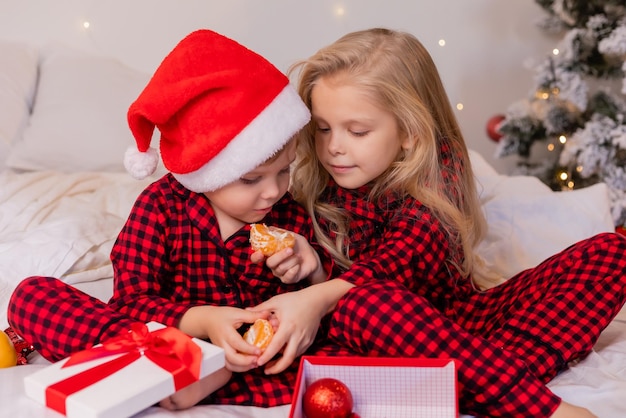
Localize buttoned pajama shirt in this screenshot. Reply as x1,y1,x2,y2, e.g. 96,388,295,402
9,174,329,407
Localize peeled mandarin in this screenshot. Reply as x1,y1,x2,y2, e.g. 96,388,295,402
249,223,296,256
243,319,274,350
0,329,17,368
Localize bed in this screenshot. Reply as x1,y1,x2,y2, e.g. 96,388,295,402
1,39,626,418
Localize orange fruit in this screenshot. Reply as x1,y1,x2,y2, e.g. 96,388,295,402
243,319,274,351
0,329,17,368
249,223,295,256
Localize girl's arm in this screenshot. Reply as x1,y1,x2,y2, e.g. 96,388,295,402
252,278,354,373
254,200,445,374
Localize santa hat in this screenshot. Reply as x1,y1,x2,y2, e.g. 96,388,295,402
124,29,310,192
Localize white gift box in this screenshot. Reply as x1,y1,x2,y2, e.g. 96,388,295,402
289,356,458,418
24,322,225,418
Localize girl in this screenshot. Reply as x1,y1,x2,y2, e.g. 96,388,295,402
8,29,330,410
252,28,626,417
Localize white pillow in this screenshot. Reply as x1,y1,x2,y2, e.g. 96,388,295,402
0,40,38,168
5,44,149,172
469,150,615,281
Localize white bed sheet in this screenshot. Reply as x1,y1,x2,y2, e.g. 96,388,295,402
0,169,154,329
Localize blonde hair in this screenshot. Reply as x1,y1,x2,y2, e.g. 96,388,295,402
290,28,490,288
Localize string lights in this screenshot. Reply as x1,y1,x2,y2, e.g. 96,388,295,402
492,2,626,228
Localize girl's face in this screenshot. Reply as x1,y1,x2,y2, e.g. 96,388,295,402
204,141,295,240
310,76,412,189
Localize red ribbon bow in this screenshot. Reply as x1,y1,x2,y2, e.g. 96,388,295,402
45,323,201,415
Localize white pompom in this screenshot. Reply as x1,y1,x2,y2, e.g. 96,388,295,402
124,146,159,179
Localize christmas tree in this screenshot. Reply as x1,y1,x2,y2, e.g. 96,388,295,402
494,0,626,229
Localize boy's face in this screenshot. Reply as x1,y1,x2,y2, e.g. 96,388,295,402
204,140,296,238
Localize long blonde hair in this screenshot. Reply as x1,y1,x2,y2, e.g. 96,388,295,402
290,28,489,287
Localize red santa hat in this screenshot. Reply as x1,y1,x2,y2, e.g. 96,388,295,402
124,29,310,192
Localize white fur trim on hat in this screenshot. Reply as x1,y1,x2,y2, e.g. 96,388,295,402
174,84,310,193
124,146,159,179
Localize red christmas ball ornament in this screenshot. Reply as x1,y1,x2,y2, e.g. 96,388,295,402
486,114,506,142
303,377,354,418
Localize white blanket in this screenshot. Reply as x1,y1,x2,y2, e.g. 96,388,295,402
0,170,153,328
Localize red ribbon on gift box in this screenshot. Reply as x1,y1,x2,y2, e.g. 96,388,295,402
45,323,202,415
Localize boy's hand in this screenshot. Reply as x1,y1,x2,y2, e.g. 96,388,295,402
251,233,325,284
178,305,271,372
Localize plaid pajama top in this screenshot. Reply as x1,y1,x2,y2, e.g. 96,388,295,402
318,181,472,311
316,180,626,416
107,174,331,406
108,174,323,320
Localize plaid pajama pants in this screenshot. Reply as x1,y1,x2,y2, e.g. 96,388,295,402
326,232,626,416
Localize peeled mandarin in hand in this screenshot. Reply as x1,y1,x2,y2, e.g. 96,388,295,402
243,319,274,351
249,223,296,256
0,329,17,368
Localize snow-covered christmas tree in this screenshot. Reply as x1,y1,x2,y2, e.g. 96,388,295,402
494,0,626,229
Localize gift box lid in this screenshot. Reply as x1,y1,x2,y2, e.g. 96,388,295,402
24,322,224,418
289,356,458,418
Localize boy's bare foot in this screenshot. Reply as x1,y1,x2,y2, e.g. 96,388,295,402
159,367,232,410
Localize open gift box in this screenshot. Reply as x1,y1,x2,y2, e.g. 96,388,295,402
289,356,458,418
23,322,225,418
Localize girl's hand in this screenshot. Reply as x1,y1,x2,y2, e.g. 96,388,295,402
178,305,271,372
248,287,326,374
250,279,355,374
251,233,325,284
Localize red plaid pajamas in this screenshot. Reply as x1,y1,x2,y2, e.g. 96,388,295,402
316,182,626,417
9,173,626,415
8,174,329,407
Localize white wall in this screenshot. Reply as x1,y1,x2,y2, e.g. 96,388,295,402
0,0,556,173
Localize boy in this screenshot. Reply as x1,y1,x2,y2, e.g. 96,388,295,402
9,29,329,409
